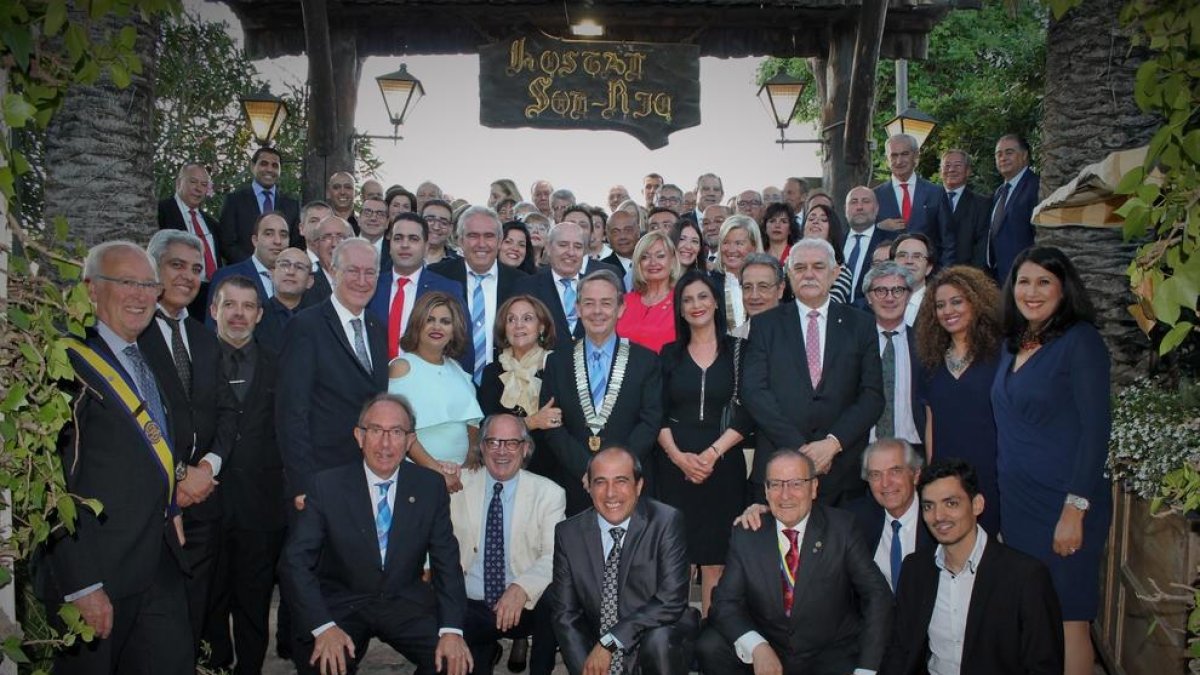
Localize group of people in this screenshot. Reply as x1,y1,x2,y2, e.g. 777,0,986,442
38,129,1112,675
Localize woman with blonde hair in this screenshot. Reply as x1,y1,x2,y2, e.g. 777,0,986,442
710,215,764,333
615,230,682,352
488,178,523,209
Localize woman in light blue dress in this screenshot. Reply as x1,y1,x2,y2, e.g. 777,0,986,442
388,291,482,490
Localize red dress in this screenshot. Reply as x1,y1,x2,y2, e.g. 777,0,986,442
615,290,676,353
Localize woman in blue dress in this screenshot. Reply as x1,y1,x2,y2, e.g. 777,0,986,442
913,265,1003,535
388,291,483,492
992,246,1110,675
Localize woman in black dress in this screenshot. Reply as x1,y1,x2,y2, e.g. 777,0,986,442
656,269,752,617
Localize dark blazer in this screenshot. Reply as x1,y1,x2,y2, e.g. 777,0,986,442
584,257,625,286
880,536,1064,675
846,227,899,305
428,258,525,366
742,302,884,505
276,300,388,497
279,461,466,635
842,496,934,556
513,269,586,343
301,267,333,307
551,499,691,673
874,178,956,267
988,169,1041,281
217,184,301,263
599,253,633,286
255,296,299,355
158,196,222,262
944,186,991,268
708,507,893,670
874,327,927,443
204,257,271,328
220,341,286,532
539,338,663,514
366,265,472,372
39,329,188,604
138,314,240,522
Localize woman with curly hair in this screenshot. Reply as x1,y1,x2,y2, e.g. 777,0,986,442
913,265,1003,535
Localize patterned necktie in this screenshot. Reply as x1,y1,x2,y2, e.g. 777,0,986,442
387,277,410,359
899,182,913,223
350,317,372,371
375,480,393,565
805,310,822,389
890,519,903,593
878,330,897,437
471,272,488,384
601,527,626,674
561,277,578,334
189,209,217,280
262,189,274,213
947,190,958,213
782,528,800,616
589,350,608,411
484,482,505,607
156,311,192,398
122,344,168,436
987,183,1012,269
846,233,864,300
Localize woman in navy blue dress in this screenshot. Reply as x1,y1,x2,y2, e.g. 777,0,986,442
913,265,1003,535
991,246,1110,675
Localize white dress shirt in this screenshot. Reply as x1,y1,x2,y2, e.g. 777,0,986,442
928,527,988,675
331,294,372,370
251,254,274,298
872,496,920,587
945,187,963,213
153,304,223,476
890,175,918,217
870,324,920,444
466,260,500,364
796,297,831,367
991,166,1030,222
389,266,424,340
904,286,925,327
174,195,216,268
725,272,746,329
843,225,876,297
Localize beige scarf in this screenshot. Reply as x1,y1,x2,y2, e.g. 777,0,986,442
498,346,548,416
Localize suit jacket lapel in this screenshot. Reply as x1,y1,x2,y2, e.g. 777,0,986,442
323,302,371,377
961,537,998,659
583,513,606,600
345,468,382,567
821,304,848,386
754,517,788,619
617,502,648,589
790,506,827,615
781,304,814,392
384,463,418,569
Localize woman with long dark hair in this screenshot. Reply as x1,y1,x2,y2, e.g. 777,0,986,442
760,202,799,263
803,203,854,304
499,221,538,274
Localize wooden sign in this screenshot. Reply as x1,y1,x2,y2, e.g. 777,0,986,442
479,33,701,150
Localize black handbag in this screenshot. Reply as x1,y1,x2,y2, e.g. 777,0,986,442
719,338,742,433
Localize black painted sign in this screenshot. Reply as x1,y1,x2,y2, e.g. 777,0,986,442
479,33,701,150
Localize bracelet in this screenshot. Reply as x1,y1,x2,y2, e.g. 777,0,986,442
707,445,721,458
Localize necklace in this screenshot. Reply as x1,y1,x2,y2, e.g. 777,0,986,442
1019,328,1043,351
945,348,971,375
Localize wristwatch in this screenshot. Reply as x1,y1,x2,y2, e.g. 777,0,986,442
1064,494,1090,511
175,462,188,481
599,634,619,653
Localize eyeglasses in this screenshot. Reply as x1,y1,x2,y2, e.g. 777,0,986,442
358,425,411,441
766,477,817,492
737,200,763,209
337,266,378,280
274,260,309,272
869,285,910,299
483,437,526,451
656,195,681,206
424,215,451,227
866,466,913,483
319,232,349,243
894,251,927,261
93,274,163,293
740,281,779,296
361,208,388,218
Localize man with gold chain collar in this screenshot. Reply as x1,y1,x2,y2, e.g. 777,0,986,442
539,268,663,515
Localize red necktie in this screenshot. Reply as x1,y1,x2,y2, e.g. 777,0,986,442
899,183,913,224
190,209,218,280
387,277,410,359
782,528,801,616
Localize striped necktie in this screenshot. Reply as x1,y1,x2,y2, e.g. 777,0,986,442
471,272,489,384
376,480,394,565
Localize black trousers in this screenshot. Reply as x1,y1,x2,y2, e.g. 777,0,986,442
203,525,285,674
695,626,858,675
181,513,221,652
291,600,440,675
53,542,193,675
463,596,559,675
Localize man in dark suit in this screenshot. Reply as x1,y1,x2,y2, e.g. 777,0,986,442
600,208,639,289
940,149,991,268
218,147,301,263
205,211,290,327
988,134,1041,281
366,212,469,369
551,447,699,674
139,230,239,649
41,241,194,674
539,269,663,515
302,214,351,307
843,187,898,305
862,262,926,455
279,393,472,675
880,459,1063,675
561,205,626,286
326,171,359,234
429,206,524,384
158,163,222,319
743,238,884,506
201,276,287,675
874,134,955,267
514,220,591,343
697,450,892,674
256,247,313,353
277,237,388,506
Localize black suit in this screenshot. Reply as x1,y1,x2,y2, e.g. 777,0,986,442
138,313,239,648
302,266,334,307
845,227,899,305
276,300,388,498
203,340,286,674
539,338,663,514
880,535,1064,675
279,461,467,674
514,269,586,343
742,302,884,505
988,170,1041,281
551,499,699,674
40,328,193,674
944,186,991,268
253,297,298,355
217,184,301,263
841,496,934,574
697,507,893,674
158,196,223,319
873,178,956,267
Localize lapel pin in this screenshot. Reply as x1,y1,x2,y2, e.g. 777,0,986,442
408,496,416,503
813,541,823,553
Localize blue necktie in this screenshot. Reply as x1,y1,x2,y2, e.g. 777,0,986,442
890,518,903,592
561,277,578,335
589,350,608,411
846,233,864,300
471,272,488,384
484,482,505,607
376,480,394,565
122,344,168,435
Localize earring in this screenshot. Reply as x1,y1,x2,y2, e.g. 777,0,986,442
538,332,546,345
